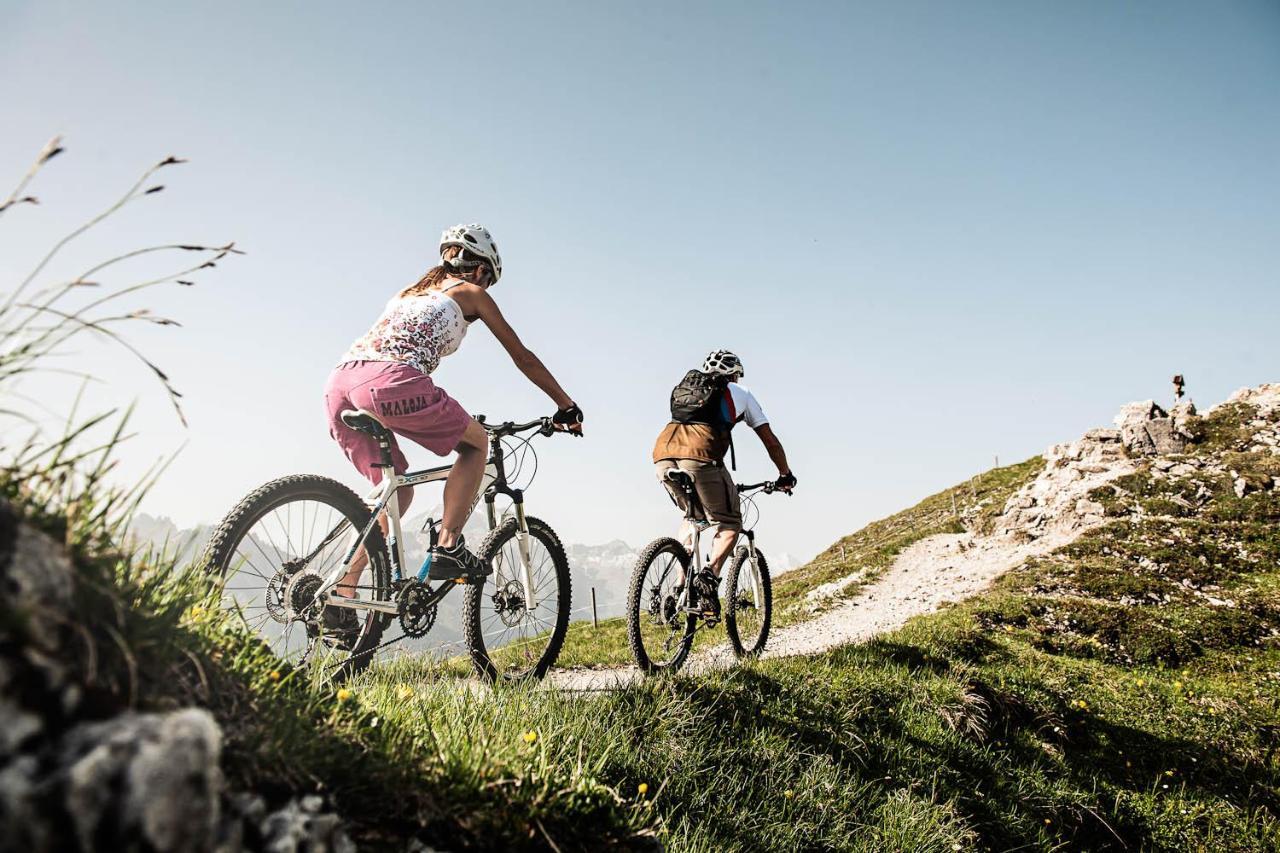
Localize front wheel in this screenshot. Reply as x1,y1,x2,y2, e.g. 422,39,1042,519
463,516,571,683
724,546,772,659
627,538,697,674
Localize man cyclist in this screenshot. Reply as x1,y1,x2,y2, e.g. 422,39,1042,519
651,349,796,619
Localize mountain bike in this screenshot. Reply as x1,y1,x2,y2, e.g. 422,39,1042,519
202,410,572,684
626,472,783,673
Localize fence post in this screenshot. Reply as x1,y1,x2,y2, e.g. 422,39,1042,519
591,587,598,628
995,454,999,469
951,493,957,517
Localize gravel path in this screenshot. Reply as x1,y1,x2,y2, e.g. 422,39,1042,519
544,526,1080,693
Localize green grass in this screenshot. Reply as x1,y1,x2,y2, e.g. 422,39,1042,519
7,400,1278,850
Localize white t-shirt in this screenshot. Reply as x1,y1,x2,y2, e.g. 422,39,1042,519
726,382,769,430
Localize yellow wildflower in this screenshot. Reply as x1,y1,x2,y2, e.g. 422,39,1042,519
268,670,281,682
396,684,415,702
336,688,352,703
1135,679,1145,687
637,783,649,796
1173,681,1183,691
188,605,205,619
522,730,538,744
784,789,795,800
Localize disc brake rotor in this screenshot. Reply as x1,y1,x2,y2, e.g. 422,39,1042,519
492,579,527,628
265,559,307,624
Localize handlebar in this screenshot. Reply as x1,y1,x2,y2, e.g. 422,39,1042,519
475,415,557,438
737,481,778,494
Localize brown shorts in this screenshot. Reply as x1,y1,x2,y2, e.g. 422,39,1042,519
655,459,742,530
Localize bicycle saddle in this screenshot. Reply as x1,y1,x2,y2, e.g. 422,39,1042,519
340,409,391,440
664,469,695,493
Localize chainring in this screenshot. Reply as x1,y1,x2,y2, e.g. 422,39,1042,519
397,581,438,638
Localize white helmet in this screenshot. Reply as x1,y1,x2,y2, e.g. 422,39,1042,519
703,349,744,379
439,223,502,283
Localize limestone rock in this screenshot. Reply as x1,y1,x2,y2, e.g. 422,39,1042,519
1114,400,1164,455
0,503,357,852
3,505,75,653
257,795,356,853
61,709,224,852
999,426,1137,539
1170,400,1198,438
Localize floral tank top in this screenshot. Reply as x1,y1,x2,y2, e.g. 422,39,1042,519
340,283,471,376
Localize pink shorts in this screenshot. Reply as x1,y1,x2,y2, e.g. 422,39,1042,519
324,361,472,483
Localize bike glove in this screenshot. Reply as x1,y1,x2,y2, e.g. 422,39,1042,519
775,471,797,490
553,403,584,429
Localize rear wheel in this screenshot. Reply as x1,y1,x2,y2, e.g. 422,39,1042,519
626,538,697,673
201,475,392,683
463,516,571,683
724,546,771,659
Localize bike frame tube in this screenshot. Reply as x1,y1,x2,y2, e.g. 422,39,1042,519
320,448,505,602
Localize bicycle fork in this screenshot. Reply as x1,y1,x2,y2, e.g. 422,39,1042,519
485,484,538,611
741,530,763,610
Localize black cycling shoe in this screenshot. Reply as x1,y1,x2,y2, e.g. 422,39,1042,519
320,599,361,648
694,569,721,621
428,536,491,581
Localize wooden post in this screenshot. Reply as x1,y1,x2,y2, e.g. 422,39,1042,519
951,493,958,517
994,455,999,469
591,587,598,628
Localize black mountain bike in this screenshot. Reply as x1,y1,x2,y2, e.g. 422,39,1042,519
202,411,572,684
626,473,783,673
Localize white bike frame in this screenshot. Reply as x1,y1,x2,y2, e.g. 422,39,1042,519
317,448,540,617
682,521,764,612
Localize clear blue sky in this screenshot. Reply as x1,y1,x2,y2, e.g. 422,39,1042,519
3,1,1278,562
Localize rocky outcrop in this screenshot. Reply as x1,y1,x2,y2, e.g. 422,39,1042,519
999,424,1136,540
1112,399,1198,456
1215,383,1280,455
999,385,1280,540
0,502,355,852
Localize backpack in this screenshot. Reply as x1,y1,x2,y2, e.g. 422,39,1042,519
669,370,738,468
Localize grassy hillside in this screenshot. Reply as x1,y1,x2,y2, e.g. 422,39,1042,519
7,398,1277,850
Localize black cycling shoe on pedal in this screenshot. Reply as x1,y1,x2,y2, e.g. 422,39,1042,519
694,569,721,621
428,536,491,581
320,600,361,648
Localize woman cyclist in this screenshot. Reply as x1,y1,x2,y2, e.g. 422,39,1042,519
323,224,582,624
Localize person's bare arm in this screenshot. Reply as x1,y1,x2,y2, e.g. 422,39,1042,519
753,423,791,477
461,285,576,413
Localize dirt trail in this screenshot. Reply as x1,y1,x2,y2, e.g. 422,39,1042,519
544,526,1080,692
